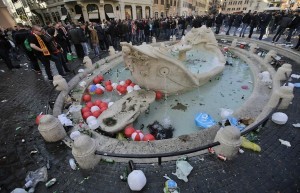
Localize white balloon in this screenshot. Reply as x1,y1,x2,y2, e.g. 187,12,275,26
133,85,141,90
272,112,288,125
88,119,100,130
108,102,114,107
112,83,118,89
70,131,81,140
120,81,125,85
127,86,134,92
95,84,102,88
86,116,96,124
127,170,147,191
90,106,100,113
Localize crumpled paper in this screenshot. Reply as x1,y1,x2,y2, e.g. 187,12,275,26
172,159,193,182
279,139,291,147
291,74,300,79
68,105,82,113
292,123,300,127
58,114,73,126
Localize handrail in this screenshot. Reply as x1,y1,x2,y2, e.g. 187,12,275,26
95,141,221,165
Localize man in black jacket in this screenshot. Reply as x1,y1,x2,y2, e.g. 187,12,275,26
215,13,223,34
240,10,251,37
248,11,260,38
0,30,21,70
286,11,300,42
272,13,293,43
14,23,40,72
259,11,272,40
68,25,84,59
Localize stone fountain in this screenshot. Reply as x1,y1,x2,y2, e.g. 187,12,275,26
121,26,226,94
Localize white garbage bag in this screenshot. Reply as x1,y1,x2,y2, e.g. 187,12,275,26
172,160,193,182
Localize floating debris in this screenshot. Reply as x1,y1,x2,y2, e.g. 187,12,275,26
45,178,57,188
279,139,291,147
171,102,187,111
1,100,7,103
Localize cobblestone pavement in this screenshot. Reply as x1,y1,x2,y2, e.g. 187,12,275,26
0,33,299,193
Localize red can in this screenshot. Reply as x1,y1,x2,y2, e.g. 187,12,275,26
217,154,227,161
208,148,215,154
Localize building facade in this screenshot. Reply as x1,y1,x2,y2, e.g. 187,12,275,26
0,0,16,27
220,0,269,13
4,0,212,26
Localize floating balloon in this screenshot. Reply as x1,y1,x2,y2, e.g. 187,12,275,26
125,79,132,85
105,80,112,86
94,100,102,107
143,134,155,141
155,91,163,100
82,94,91,102
81,107,90,113
124,126,135,138
82,111,92,119
133,85,141,90
92,110,101,118
106,85,113,92
119,80,125,85
86,102,94,108
95,88,103,95
131,130,144,141
90,106,100,113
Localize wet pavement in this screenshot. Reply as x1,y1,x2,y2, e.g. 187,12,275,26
0,31,299,193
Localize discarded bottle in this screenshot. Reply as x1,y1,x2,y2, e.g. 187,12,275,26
69,158,77,170
163,179,180,193
101,158,115,164
45,178,56,188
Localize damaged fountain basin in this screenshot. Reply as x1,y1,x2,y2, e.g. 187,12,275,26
51,29,295,163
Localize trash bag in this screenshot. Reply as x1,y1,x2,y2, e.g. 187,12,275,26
67,53,73,61
172,160,193,182
194,113,216,128
241,136,261,152
220,108,233,119
147,121,174,140
24,166,48,193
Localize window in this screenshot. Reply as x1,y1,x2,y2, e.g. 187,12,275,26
155,12,158,18
170,0,172,6
237,7,240,10
227,8,231,11
161,12,164,17
244,0,249,4
232,8,235,10
174,0,176,6
161,0,164,5
154,0,158,4
243,7,247,10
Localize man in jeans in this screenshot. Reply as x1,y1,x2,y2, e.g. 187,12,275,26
286,11,300,43
239,10,251,37
79,24,89,56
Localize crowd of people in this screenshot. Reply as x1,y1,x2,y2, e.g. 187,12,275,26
0,9,299,80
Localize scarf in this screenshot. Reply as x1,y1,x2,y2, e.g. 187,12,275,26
59,26,68,36
33,33,50,56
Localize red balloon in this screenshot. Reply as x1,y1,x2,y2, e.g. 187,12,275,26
35,114,44,125
116,85,122,91
106,85,113,92
93,77,101,84
119,86,127,94
94,100,102,107
95,88,103,95
100,102,108,108
92,110,101,118
100,106,108,112
83,94,91,102
98,75,104,82
155,91,163,100
143,134,155,141
124,127,135,138
105,80,112,86
125,79,132,85
82,111,92,119
86,101,94,108
81,107,90,113
240,44,245,49
130,83,135,87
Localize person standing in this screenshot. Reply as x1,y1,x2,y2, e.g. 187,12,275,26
272,13,292,43
258,11,272,40
215,13,223,34
89,24,100,58
14,23,40,72
226,14,235,35
0,30,21,70
232,13,242,36
292,33,300,51
28,25,53,81
68,25,84,59
285,11,300,43
248,11,260,38
239,10,251,37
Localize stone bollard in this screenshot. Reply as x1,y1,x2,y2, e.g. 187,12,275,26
172,35,176,41
274,63,292,82
109,46,116,56
213,126,241,160
152,36,156,43
231,39,238,47
72,135,101,169
249,43,257,53
268,86,294,109
53,75,68,91
38,115,67,142
264,50,277,64
83,56,93,69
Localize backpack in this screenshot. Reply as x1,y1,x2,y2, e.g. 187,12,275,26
24,38,32,51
